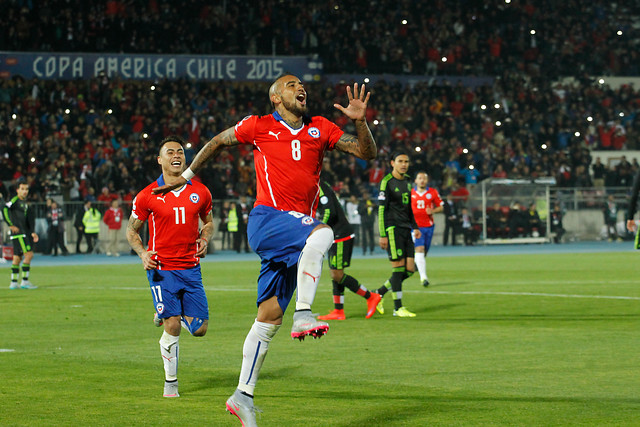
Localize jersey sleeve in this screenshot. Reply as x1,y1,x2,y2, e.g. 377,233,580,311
234,115,258,145
434,190,444,207
378,177,390,237
131,191,151,222
199,186,213,220
318,183,331,224
320,117,345,150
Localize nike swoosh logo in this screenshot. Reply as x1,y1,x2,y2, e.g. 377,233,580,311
161,342,177,353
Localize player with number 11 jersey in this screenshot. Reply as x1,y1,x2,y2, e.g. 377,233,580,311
132,175,212,270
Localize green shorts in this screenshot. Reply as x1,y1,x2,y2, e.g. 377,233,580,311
328,237,354,270
384,226,415,261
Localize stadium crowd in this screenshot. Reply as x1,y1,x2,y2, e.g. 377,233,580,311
1,0,640,211
1,72,639,206
2,0,639,77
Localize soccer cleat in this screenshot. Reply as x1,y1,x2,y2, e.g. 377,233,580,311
318,309,346,321
226,390,259,427
291,310,329,341
376,295,385,315
20,280,37,289
393,307,416,318
422,279,430,287
9,282,19,290
366,293,382,319
163,380,179,398
153,312,164,327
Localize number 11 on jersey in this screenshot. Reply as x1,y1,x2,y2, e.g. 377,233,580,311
173,207,185,224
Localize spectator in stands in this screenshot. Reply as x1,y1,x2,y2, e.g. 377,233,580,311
103,199,124,256
46,200,69,256
443,193,459,246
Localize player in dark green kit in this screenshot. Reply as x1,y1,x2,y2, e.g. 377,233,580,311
316,181,381,320
3,182,39,289
375,153,420,317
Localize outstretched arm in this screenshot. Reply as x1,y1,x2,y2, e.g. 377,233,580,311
334,83,377,160
153,127,240,194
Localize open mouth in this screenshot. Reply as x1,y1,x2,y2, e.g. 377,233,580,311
296,93,306,105
171,161,182,167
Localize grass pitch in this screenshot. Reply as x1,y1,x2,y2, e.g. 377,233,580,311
1,251,639,426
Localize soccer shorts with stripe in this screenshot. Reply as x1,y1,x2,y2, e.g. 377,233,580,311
247,205,323,313
328,237,354,270
147,265,209,320
384,226,415,261
11,234,33,256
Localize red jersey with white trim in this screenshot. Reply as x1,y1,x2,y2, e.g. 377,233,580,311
132,175,212,270
234,112,343,216
411,187,443,228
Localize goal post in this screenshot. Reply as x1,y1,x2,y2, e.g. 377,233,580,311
467,178,556,244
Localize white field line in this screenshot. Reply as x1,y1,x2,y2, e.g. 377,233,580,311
47,286,640,300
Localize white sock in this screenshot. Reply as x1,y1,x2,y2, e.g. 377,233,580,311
295,227,334,311
415,253,427,281
159,331,179,381
237,320,281,395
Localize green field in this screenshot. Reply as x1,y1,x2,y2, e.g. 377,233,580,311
1,251,639,426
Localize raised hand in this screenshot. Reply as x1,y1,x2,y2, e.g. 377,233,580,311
334,83,370,121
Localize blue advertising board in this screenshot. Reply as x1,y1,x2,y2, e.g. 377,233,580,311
0,52,323,82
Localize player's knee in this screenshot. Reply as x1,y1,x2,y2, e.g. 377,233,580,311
330,269,343,282
253,320,281,342
307,226,334,254
193,320,208,337
181,316,207,336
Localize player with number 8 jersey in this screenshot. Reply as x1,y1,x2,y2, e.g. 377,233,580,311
234,113,343,215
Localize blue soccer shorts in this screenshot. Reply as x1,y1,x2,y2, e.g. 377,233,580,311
413,226,435,252
247,205,322,313
147,264,209,320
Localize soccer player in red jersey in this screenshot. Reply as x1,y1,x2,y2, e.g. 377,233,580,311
411,172,444,286
126,135,214,399
154,75,377,426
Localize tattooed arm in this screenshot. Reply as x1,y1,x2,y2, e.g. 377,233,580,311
153,127,240,194
126,215,157,270
333,83,377,160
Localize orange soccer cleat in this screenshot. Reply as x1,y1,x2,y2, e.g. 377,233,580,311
317,309,346,320
365,293,382,319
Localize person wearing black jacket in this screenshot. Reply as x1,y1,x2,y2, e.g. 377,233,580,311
443,193,459,245
316,181,381,320
46,200,69,256
626,169,640,247
74,200,89,253
357,191,376,255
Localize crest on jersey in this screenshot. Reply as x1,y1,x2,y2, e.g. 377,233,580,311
302,216,314,225
189,193,200,203
426,193,432,199
320,196,329,205
156,303,165,314
378,191,386,201
308,127,320,138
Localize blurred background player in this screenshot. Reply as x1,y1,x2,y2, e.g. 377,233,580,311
376,153,421,317
411,172,443,287
154,76,376,427
3,181,39,289
103,199,124,256
126,136,214,399
316,181,381,320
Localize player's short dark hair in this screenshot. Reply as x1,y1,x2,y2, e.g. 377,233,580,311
390,151,409,162
159,135,186,154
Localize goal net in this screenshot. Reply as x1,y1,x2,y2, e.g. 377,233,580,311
466,178,556,244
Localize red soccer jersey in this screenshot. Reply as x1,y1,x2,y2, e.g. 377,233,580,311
132,175,212,270
234,112,343,216
411,187,443,228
